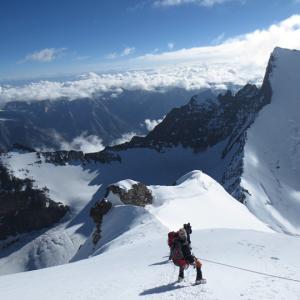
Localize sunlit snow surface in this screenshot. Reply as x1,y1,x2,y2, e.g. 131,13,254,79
0,156,299,299
1,229,300,299
0,145,235,275
242,48,300,234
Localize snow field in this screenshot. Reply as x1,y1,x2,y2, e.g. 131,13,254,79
242,48,300,234
0,229,300,300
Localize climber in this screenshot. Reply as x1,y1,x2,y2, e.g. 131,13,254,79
169,228,206,285
168,222,192,259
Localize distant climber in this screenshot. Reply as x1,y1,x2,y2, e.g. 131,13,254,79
168,227,206,285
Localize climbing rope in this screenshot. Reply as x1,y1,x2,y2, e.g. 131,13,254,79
199,258,300,283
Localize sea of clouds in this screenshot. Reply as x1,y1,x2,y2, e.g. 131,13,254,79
0,63,259,104
1,15,300,104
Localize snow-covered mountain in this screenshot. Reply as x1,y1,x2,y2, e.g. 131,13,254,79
241,47,300,234
73,170,270,261
1,171,300,300
0,142,238,274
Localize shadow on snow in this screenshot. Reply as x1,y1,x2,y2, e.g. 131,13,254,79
140,282,185,296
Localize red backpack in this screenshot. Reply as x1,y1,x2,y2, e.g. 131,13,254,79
168,231,185,264
168,231,178,248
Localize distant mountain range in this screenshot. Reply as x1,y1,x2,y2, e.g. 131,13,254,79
0,88,200,151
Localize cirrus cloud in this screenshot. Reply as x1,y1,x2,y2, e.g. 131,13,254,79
106,47,136,60
19,48,67,63
153,0,243,7
121,47,136,56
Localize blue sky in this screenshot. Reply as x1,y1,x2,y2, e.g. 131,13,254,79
1,0,300,80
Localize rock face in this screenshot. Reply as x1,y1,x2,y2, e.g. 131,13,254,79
89,199,113,245
39,149,121,165
89,181,152,245
107,182,153,207
0,164,69,240
103,83,270,201
112,84,267,153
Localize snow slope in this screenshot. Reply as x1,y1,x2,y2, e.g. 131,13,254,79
1,151,100,213
73,170,271,261
6,230,300,299
0,136,262,275
0,144,228,274
148,171,270,232
0,167,299,299
242,48,300,234
0,151,101,275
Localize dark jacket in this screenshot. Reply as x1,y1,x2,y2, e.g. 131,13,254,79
174,238,194,264
184,223,192,245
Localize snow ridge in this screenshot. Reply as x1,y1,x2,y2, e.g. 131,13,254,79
241,47,300,234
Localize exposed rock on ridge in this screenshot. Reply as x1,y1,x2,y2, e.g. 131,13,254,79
0,164,69,240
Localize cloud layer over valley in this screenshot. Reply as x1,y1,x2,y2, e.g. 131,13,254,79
1,15,300,104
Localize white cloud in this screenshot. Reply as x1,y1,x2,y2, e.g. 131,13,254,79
110,132,139,146
106,47,135,60
144,117,165,131
136,14,300,74
168,42,175,50
0,66,245,103
121,47,136,57
1,15,300,103
153,0,239,7
59,133,105,153
20,48,67,63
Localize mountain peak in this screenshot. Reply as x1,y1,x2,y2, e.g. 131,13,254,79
269,46,300,74
241,46,300,234
272,46,300,57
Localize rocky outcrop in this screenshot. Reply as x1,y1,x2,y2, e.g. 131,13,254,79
38,149,121,165
0,164,69,240
107,84,267,154
10,143,36,153
107,182,153,207
89,181,152,245
89,199,112,245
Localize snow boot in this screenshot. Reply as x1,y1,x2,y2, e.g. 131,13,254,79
178,276,184,283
